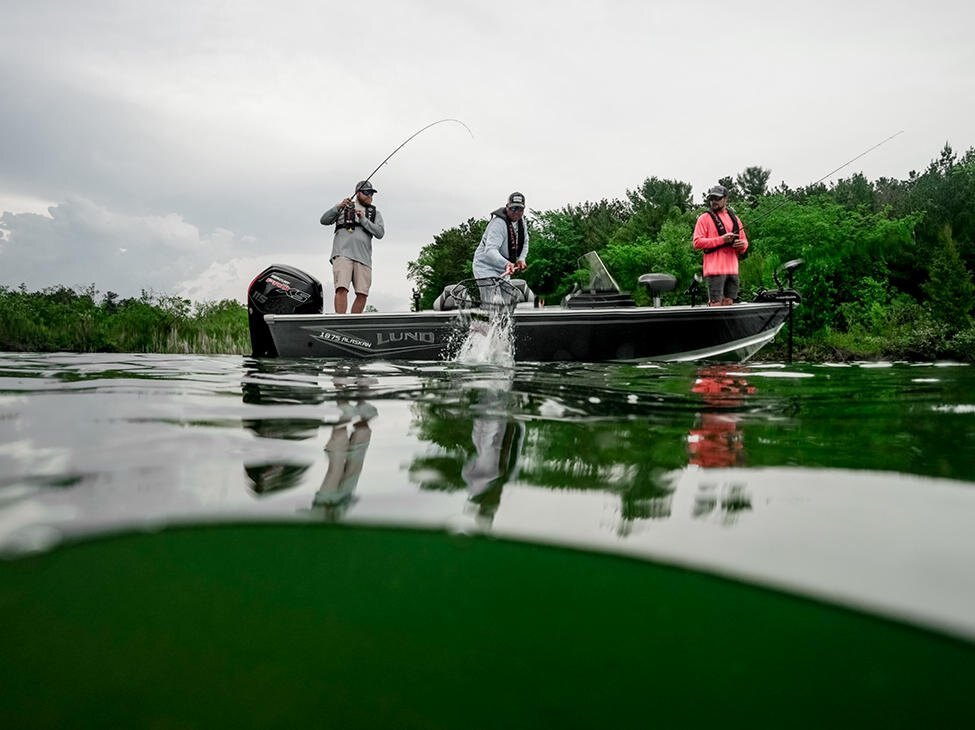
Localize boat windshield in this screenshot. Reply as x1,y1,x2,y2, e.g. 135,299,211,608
579,251,621,293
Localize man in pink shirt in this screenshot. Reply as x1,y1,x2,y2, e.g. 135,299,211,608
693,185,749,306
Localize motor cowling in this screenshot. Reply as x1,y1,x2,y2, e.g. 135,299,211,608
247,264,323,357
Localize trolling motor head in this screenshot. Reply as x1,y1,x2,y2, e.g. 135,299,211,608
753,259,803,305
774,259,804,289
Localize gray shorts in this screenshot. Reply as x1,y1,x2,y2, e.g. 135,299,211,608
332,256,372,294
706,275,739,302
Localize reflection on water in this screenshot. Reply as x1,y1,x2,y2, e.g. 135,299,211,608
687,367,754,525
2,353,975,640
460,372,523,526
313,375,377,520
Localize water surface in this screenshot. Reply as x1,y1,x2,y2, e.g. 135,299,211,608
1,353,974,641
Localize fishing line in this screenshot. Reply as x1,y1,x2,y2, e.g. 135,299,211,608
802,130,904,191
710,129,907,252
744,130,905,227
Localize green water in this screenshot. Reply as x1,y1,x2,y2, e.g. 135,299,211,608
3,525,973,729
1,354,975,726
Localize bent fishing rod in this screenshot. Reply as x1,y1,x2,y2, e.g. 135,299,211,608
347,118,474,200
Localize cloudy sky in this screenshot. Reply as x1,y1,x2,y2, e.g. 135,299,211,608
2,0,973,311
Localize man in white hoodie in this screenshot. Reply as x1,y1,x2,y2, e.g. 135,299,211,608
472,191,529,279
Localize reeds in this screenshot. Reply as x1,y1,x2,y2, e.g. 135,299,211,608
0,285,250,354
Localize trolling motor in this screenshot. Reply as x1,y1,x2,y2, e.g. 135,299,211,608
754,259,803,304
754,259,804,361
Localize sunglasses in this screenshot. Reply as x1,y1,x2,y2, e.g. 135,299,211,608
359,190,376,196
508,205,524,211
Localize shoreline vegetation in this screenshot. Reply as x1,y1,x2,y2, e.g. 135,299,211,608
2,144,974,362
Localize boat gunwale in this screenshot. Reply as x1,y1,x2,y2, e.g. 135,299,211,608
264,300,789,325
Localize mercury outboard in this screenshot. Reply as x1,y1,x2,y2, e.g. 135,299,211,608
247,265,323,356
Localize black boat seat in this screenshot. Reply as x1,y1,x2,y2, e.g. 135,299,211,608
638,274,677,307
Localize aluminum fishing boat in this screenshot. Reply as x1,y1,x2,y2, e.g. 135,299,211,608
247,253,801,362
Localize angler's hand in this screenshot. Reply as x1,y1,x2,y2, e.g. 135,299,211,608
503,262,516,276
337,198,352,209
354,208,363,219
722,233,738,244
514,260,527,272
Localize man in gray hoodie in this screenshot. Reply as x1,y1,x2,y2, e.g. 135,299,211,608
472,191,529,279
320,180,386,313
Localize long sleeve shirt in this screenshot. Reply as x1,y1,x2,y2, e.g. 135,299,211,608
320,204,385,268
693,210,748,276
472,216,530,279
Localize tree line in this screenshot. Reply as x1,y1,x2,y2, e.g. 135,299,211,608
2,143,973,360
408,143,975,361
0,285,250,354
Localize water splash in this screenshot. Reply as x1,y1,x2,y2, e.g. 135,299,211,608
452,292,516,367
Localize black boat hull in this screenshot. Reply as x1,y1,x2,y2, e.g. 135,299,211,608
261,302,791,362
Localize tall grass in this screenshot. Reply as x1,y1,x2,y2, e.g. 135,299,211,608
0,285,251,354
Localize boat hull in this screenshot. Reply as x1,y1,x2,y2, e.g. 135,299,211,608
262,302,790,362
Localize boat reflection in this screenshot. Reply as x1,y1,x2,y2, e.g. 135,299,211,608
240,362,377,513
239,361,770,533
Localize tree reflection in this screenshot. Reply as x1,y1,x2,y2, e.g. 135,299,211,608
238,360,765,531
407,367,686,531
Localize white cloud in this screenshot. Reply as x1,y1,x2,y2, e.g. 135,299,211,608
0,198,258,298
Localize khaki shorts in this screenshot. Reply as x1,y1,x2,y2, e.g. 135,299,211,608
332,257,372,295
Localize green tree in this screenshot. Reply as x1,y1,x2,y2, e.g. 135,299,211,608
407,217,486,309
609,177,693,247
735,166,771,207
831,173,876,211
908,144,975,269
524,199,628,299
923,225,975,332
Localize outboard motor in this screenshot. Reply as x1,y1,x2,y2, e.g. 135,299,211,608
247,264,324,357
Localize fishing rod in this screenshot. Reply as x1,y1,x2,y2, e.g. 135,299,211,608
712,130,905,250
746,130,904,226
348,118,474,199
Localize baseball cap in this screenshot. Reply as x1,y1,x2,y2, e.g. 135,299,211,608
355,180,377,194
507,191,526,208
706,185,728,199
